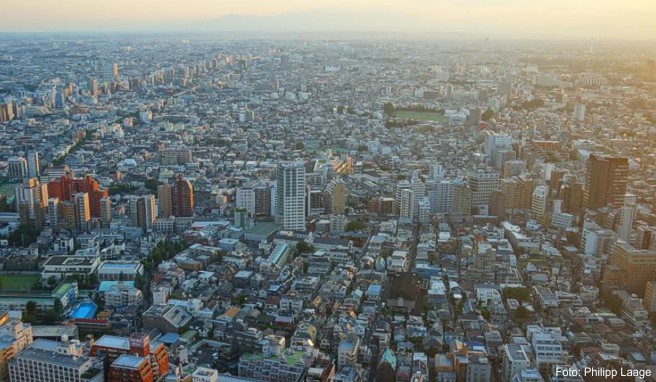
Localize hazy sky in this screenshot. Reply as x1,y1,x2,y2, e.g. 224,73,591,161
3,0,655,40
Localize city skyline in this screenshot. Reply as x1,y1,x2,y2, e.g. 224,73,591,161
2,0,655,41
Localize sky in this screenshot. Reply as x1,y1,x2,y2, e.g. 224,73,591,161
2,0,655,40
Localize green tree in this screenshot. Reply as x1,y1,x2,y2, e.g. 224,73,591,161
346,221,366,232
144,178,161,192
295,142,304,150
503,287,532,302
481,108,494,121
515,306,530,320
295,240,315,255
26,301,38,316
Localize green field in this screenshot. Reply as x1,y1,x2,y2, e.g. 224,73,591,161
393,110,448,122
0,180,19,198
0,275,39,292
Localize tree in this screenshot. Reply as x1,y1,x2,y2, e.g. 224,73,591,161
481,108,494,121
503,287,532,302
346,221,366,232
26,301,37,316
295,142,304,150
144,178,161,192
53,298,63,317
515,306,530,320
295,240,315,255
47,276,57,288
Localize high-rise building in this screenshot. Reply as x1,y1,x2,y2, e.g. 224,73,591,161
615,205,634,243
26,152,40,179
452,183,473,215
88,78,99,96
573,104,586,122
172,175,194,217
130,195,156,233
47,175,109,218
395,180,412,215
323,178,346,214
74,192,90,232
398,188,414,221
503,160,526,178
157,184,172,218
15,178,47,227
636,226,656,250
100,197,112,228
583,154,628,210
254,185,272,217
602,241,656,296
0,317,33,382
276,162,306,231
469,170,499,207
531,185,548,221
47,197,59,228
7,157,27,179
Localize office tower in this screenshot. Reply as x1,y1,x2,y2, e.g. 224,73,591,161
104,62,119,82
47,175,109,218
323,178,347,214
47,198,59,228
54,90,66,108
236,187,256,217
468,170,499,207
100,197,112,228
26,151,40,179
15,178,47,227
276,162,306,230
602,242,656,296
130,195,156,233
615,205,635,242
531,185,548,221
254,185,272,217
157,183,172,217
399,188,414,221
573,104,586,122
7,157,27,179
172,175,194,217
583,154,629,210
452,183,473,215
73,192,90,232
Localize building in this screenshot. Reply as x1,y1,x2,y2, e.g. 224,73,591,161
157,184,172,218
254,185,272,217
615,205,634,242
531,185,548,221
26,152,40,179
236,187,256,217
276,162,306,231
9,346,103,382
100,197,112,228
90,333,169,381
583,154,628,210
451,183,472,215
172,175,194,217
98,261,144,281
238,349,308,382
398,188,414,221
142,304,192,333
466,354,492,382
337,334,360,371
193,367,219,382
501,344,531,382
108,354,153,382
602,241,656,296
47,175,109,219
74,192,91,232
47,197,60,227
130,195,156,233
0,317,33,382
42,255,101,281
469,170,499,208
323,178,346,214
7,157,28,179
15,178,47,227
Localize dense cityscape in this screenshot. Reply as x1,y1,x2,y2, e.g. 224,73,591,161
0,32,655,382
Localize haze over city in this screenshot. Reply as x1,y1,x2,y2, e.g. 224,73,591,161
2,0,656,40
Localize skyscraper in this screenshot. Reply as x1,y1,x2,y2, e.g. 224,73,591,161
100,197,112,228
172,175,194,217
47,197,59,228
276,162,306,231
15,178,47,227
130,195,156,233
323,178,347,214
468,170,500,207
583,154,629,210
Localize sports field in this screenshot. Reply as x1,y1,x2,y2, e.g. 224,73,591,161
0,275,39,292
393,110,448,122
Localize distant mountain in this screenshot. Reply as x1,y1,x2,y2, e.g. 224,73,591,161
184,10,428,33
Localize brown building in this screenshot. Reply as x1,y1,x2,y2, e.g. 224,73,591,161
47,175,109,218
583,154,628,210
90,333,169,382
157,184,172,218
602,241,656,296
171,175,194,217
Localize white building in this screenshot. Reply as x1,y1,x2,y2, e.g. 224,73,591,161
276,163,306,231
236,187,256,217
